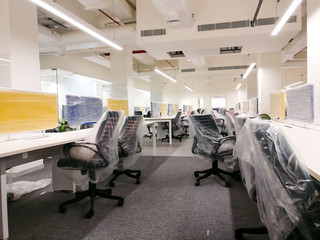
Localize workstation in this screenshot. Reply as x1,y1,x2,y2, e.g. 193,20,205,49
1,0,320,239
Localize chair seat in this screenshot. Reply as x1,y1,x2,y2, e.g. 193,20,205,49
57,157,106,170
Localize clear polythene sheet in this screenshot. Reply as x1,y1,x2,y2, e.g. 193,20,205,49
189,114,234,162
117,115,144,170
59,111,125,184
237,118,320,239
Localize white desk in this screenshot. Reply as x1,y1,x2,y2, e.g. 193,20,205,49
0,129,90,240
272,121,320,181
145,119,172,156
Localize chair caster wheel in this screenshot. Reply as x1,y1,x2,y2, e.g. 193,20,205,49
225,181,231,187
195,180,200,186
136,179,140,184
194,172,199,178
109,182,115,187
117,199,124,207
86,210,94,219
59,205,66,213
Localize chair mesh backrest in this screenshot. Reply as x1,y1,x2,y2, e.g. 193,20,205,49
190,114,222,155
118,115,143,157
96,111,121,159
172,111,182,128
253,121,320,239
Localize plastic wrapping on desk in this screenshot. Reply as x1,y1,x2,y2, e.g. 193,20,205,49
286,84,314,123
238,118,320,239
117,115,144,170
189,114,235,162
58,111,124,183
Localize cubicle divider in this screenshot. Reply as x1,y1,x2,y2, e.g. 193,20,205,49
270,91,286,120
65,95,103,127
107,98,129,116
0,88,58,134
286,84,314,123
151,102,179,117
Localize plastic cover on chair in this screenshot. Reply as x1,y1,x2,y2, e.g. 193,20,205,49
58,111,125,184
189,114,235,162
117,115,144,170
237,118,320,239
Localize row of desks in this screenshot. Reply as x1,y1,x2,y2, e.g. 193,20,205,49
0,117,175,239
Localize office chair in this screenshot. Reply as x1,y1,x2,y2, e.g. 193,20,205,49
162,111,185,142
235,120,320,239
134,111,143,116
189,114,238,187
109,115,143,187
57,111,124,218
211,109,228,136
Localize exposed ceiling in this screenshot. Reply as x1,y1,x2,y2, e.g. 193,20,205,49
37,0,307,82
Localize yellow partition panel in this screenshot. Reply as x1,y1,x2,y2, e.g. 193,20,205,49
174,104,179,114
107,98,128,116
270,91,286,119
0,89,58,134
139,107,145,114
160,103,168,116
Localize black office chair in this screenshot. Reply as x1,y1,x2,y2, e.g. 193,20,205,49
189,114,238,187
134,111,143,116
57,111,124,218
109,115,143,187
235,120,320,239
162,111,185,142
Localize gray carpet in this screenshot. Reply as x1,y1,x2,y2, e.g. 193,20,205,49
8,156,268,240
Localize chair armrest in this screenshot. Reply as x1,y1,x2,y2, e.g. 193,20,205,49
214,135,236,155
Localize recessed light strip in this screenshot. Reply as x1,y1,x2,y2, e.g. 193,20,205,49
236,83,242,90
184,84,194,92
29,0,123,51
242,63,256,79
154,68,177,83
0,58,10,62
271,0,302,36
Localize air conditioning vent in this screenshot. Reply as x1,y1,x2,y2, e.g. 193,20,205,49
220,46,242,54
141,28,166,37
167,51,185,58
208,65,249,71
198,15,297,32
181,68,195,73
231,20,250,28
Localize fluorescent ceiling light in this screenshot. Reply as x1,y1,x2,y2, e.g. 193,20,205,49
284,80,303,89
236,83,242,90
0,58,10,62
154,68,177,83
271,0,302,36
242,63,256,79
29,0,122,51
184,84,194,92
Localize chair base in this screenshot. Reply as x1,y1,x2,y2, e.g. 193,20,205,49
194,160,239,187
109,169,141,187
59,182,124,218
161,134,183,142
235,226,268,240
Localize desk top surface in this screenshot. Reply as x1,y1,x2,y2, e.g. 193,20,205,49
144,116,175,121
0,129,91,158
271,121,320,181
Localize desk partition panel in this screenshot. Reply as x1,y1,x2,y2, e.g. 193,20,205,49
286,84,314,123
107,98,128,116
66,95,103,127
0,89,58,134
151,102,161,117
270,91,286,120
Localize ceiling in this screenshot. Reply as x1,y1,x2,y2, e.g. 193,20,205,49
37,0,307,82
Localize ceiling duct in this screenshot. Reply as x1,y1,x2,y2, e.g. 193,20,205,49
151,0,193,28
77,0,106,10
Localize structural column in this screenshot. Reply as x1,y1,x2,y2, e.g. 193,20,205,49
150,75,164,103
110,47,134,115
307,0,320,124
0,0,40,91
257,52,282,115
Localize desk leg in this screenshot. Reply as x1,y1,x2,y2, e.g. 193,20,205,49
169,121,172,145
152,124,156,157
0,161,9,239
